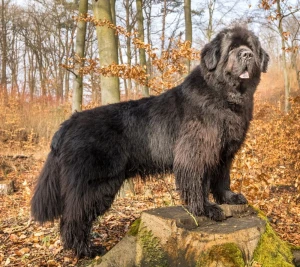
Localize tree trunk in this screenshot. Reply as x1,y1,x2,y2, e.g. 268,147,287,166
125,0,133,99
1,0,8,102
118,37,128,99
28,51,36,101
276,0,290,113
184,0,192,73
72,0,88,112
110,0,119,69
161,0,167,55
145,0,152,90
291,48,300,91
93,0,120,105
136,0,149,96
207,0,215,42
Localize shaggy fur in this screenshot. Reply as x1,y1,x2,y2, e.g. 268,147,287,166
31,26,269,257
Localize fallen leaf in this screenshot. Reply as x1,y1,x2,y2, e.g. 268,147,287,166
16,247,30,256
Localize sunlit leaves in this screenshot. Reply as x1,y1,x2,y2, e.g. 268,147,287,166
63,16,200,94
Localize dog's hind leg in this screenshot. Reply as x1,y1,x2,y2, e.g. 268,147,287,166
60,175,125,258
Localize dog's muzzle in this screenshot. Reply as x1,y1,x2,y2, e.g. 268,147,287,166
238,48,254,79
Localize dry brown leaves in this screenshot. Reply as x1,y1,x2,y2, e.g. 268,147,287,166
1,97,300,266
63,17,200,95
231,97,300,246
0,154,181,266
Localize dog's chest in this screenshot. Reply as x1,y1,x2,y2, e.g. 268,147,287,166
223,112,249,154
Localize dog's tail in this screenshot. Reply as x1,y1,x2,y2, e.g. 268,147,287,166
31,125,66,223
31,151,62,222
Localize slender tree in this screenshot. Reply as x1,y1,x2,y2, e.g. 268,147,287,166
276,0,290,113
161,0,167,54
72,0,88,112
1,0,8,101
93,0,120,105
206,0,215,41
125,0,133,99
136,0,149,96
184,0,192,73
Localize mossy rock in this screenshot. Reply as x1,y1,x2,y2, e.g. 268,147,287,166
253,223,294,267
197,243,245,267
128,218,141,236
138,223,168,267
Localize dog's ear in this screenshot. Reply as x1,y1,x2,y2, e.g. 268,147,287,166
260,48,269,73
201,39,221,71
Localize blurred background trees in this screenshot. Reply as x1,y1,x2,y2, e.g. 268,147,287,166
0,2,299,262
0,0,299,109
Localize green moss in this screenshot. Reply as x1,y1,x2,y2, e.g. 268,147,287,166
138,224,168,267
197,243,245,267
128,218,141,236
245,207,294,266
253,223,294,267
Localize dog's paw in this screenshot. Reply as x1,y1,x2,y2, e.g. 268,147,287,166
76,245,106,259
226,192,248,205
204,203,226,221
215,190,248,205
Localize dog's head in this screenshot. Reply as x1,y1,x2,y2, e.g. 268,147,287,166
201,27,269,85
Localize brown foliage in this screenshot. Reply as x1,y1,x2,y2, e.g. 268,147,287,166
63,17,200,94
0,93,69,151
0,95,299,266
231,97,300,245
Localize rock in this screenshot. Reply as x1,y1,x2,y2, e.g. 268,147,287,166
97,235,136,267
91,205,295,267
0,179,14,194
293,250,300,267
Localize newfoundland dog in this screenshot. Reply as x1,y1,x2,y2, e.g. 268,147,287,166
31,26,269,257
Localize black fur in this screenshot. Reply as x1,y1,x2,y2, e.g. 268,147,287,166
31,27,269,257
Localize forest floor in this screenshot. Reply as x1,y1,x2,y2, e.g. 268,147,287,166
0,100,300,266
0,149,184,267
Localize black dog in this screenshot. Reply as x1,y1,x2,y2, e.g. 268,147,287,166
31,26,269,257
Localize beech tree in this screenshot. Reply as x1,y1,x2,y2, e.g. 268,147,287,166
184,0,192,73
93,0,120,105
136,0,149,96
261,0,300,113
1,0,8,102
72,0,88,112
276,0,290,113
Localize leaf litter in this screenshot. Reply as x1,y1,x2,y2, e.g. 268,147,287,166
1,100,300,266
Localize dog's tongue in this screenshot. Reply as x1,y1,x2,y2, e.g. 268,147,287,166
239,71,249,79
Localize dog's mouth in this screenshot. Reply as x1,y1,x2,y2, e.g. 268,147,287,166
239,70,250,79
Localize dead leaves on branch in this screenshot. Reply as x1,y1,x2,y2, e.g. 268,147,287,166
63,16,200,93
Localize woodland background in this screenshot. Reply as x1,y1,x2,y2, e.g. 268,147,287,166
0,0,299,266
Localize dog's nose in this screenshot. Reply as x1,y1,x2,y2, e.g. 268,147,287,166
240,50,253,60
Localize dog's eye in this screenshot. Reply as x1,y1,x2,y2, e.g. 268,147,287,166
229,44,237,51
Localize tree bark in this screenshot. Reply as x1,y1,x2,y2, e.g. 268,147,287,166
276,0,290,113
207,0,216,42
1,0,8,102
125,0,133,99
161,0,167,55
145,0,152,87
291,48,300,91
136,0,149,96
72,0,88,112
93,0,120,105
184,0,192,73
